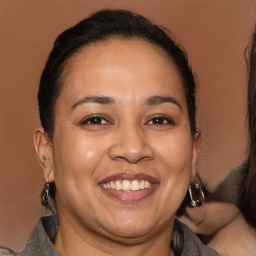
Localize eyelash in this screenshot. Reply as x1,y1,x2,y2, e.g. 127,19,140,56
79,115,176,127
79,115,111,125
146,116,176,126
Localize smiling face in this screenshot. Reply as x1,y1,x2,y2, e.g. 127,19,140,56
35,38,200,242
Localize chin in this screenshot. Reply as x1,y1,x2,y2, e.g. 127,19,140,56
99,214,161,241
103,226,154,243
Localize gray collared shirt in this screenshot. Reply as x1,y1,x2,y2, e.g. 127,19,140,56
1,214,219,256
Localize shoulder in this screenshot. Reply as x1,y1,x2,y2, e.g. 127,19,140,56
0,246,17,256
210,162,245,205
0,215,59,256
172,220,219,256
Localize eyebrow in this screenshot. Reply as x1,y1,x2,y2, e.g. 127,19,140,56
71,95,116,111
70,95,182,111
145,96,182,111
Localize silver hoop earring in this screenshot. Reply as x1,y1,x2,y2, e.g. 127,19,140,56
188,176,204,207
41,178,49,206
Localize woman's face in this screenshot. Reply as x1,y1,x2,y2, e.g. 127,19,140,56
39,38,200,240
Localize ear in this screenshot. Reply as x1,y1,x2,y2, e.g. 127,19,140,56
34,127,54,183
191,129,201,178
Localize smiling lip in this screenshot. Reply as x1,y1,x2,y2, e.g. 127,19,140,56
98,173,159,202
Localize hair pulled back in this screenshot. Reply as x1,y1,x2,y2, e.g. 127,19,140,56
38,9,197,138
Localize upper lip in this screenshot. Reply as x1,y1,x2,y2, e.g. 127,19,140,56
98,172,159,184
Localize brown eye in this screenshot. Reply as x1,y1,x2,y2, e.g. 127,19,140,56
81,116,110,125
147,116,175,125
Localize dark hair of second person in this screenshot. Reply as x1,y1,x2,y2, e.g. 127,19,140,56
240,25,256,229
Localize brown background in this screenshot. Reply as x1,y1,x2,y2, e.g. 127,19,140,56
0,0,255,250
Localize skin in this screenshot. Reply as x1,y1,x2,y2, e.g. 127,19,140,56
178,192,256,256
206,212,256,256
34,38,200,256
177,201,240,236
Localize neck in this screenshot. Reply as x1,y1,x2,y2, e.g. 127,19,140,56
54,213,175,256
205,213,256,256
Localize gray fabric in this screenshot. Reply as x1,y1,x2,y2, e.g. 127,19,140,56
18,215,60,256
172,220,219,255
2,215,218,256
210,162,244,205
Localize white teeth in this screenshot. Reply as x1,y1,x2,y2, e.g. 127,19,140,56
131,180,140,191
145,181,150,189
116,180,122,190
110,181,115,189
123,180,131,190
102,180,152,191
139,180,145,189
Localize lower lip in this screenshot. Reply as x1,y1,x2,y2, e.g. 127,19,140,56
100,184,158,202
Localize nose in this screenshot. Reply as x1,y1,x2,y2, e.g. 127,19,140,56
108,125,154,163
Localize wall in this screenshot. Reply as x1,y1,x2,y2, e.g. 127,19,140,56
0,0,255,250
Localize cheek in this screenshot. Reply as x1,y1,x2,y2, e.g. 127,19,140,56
154,129,194,172
153,129,193,200
146,131,194,219
52,128,109,184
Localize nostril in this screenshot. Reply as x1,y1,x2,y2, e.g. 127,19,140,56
115,155,151,163
108,139,154,163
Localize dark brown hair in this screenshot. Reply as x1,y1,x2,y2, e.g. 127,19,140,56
239,25,256,229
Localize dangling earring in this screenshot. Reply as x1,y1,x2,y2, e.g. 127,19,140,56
188,176,204,207
41,178,49,206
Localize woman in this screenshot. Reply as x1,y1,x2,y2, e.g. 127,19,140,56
178,25,256,256
0,9,218,256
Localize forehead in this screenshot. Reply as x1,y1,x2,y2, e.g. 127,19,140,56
59,38,185,103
